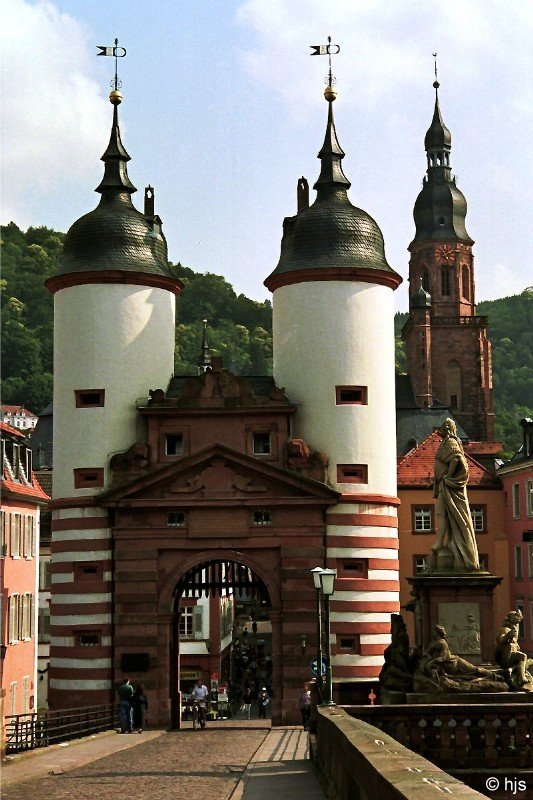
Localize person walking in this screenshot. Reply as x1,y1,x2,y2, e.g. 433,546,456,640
298,683,311,730
118,678,134,733
258,687,270,719
242,686,253,719
131,683,148,733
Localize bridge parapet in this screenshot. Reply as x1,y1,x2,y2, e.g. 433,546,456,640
312,706,487,799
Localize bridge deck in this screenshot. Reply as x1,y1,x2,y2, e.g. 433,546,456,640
1,724,325,800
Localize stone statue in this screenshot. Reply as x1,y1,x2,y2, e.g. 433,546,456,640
495,610,533,691
379,614,415,693
413,625,507,694
429,418,480,573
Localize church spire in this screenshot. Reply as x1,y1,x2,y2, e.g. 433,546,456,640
95,91,136,196
424,55,452,178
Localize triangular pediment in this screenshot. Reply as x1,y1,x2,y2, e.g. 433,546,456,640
99,443,338,506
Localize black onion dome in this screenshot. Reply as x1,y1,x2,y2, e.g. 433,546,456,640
57,102,174,280
411,178,472,244
61,194,171,276
266,99,399,285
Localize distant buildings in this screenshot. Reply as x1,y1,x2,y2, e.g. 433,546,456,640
0,406,38,434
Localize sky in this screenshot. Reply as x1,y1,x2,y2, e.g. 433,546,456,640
2,0,532,311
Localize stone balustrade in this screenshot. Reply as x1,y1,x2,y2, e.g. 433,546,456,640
312,706,487,799
343,703,533,771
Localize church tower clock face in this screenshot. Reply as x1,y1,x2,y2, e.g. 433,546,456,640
435,244,455,263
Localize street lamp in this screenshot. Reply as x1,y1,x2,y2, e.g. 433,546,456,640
311,567,324,700
319,568,337,706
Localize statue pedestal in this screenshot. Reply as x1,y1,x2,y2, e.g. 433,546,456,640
408,573,502,664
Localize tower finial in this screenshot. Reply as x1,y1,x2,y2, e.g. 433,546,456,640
310,37,340,102
432,52,440,92
197,319,212,374
97,38,127,105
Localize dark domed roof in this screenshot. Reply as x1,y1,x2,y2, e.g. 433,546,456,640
61,194,171,277
411,177,473,245
265,99,400,288
53,102,175,283
271,196,392,275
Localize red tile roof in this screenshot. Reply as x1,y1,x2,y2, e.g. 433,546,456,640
0,404,36,416
1,420,25,439
2,469,50,502
397,430,500,488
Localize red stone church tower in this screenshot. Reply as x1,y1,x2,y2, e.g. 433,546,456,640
402,78,495,441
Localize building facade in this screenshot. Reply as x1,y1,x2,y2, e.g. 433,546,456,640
1,422,49,727
46,77,402,724
498,419,533,651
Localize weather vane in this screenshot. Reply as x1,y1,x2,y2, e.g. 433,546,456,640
310,36,340,89
97,38,127,92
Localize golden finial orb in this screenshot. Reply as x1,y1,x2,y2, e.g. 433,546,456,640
109,89,123,105
324,85,337,102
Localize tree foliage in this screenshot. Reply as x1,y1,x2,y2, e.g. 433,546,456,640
1,223,530,457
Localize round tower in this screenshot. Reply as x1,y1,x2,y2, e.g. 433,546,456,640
46,90,182,708
265,87,402,696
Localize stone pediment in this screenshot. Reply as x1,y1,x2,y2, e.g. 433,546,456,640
99,444,338,506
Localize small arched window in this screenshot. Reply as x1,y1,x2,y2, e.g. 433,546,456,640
441,266,451,296
422,267,429,292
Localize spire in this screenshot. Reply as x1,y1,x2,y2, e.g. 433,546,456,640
313,88,351,200
424,56,452,177
197,319,212,374
95,92,136,195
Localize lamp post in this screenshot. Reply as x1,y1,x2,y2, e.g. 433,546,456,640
311,567,324,700
319,568,337,706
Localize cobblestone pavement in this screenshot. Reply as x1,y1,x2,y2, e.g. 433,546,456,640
2,728,269,800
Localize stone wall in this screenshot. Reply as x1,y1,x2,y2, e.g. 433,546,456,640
312,706,486,799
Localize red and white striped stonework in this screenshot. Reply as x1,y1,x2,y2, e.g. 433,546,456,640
326,495,400,681
48,502,113,708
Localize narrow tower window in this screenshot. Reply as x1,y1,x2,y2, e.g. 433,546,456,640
165,434,184,456
75,389,105,408
337,464,368,484
253,433,271,455
74,468,104,488
441,266,451,296
461,266,470,300
336,386,367,405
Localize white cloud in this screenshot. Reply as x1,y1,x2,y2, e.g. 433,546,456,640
0,0,108,225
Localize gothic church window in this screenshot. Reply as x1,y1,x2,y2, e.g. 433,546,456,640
461,266,470,300
441,266,451,296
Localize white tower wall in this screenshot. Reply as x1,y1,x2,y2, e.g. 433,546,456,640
53,282,176,498
272,280,397,495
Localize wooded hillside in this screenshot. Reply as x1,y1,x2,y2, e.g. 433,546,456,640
1,223,531,456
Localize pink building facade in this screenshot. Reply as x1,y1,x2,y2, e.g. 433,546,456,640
1,422,49,727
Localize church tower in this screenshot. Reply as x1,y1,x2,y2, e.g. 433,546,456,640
402,75,495,441
45,88,181,708
265,82,402,696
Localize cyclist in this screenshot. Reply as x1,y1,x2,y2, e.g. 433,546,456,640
189,678,209,729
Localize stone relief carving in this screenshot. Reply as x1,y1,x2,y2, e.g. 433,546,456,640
170,457,267,497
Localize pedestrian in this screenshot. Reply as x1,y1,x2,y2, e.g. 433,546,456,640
258,687,270,719
252,620,258,635
118,677,134,733
242,686,253,719
298,683,311,730
189,678,210,729
131,683,148,733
